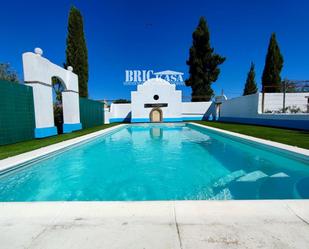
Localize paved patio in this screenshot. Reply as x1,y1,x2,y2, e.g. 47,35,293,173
0,200,308,249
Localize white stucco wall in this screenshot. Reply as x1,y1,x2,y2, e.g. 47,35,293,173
182,102,214,120
23,51,78,92
221,93,309,117
27,82,54,128
62,92,80,124
219,93,309,130
108,79,215,123
22,49,81,136
131,78,182,121
109,103,131,122
220,93,260,118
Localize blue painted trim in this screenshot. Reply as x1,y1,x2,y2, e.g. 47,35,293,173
63,123,82,133
110,118,131,123
219,117,309,131
35,126,57,138
131,117,183,123
163,118,183,122
182,116,204,121
131,118,150,123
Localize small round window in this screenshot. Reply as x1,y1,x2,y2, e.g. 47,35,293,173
153,95,159,100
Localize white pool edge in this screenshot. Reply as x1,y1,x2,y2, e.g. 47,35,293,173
0,124,127,172
189,122,309,157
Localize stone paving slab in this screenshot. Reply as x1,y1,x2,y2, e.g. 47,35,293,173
0,200,308,249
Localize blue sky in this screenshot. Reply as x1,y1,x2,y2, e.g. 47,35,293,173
1,0,309,100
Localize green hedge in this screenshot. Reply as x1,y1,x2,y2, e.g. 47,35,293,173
79,97,104,128
0,80,35,145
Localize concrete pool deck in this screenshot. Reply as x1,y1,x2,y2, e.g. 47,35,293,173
0,200,308,249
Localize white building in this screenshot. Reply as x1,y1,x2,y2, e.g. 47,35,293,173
131,78,182,122
108,78,215,123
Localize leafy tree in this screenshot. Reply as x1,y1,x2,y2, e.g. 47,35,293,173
52,77,64,134
0,63,19,83
186,17,225,101
52,77,64,104
243,62,258,95
66,6,89,97
113,99,131,104
261,33,284,92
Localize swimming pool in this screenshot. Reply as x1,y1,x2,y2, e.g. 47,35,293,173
0,123,308,201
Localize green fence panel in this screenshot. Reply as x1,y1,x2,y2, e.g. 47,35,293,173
0,80,35,145
79,97,104,129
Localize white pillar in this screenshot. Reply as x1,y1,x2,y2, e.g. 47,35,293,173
25,82,57,138
62,91,82,132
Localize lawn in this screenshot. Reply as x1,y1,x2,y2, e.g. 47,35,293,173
0,123,120,160
194,121,309,149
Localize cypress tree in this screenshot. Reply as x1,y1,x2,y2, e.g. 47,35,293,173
186,17,225,102
243,62,258,95
66,6,89,97
261,33,283,93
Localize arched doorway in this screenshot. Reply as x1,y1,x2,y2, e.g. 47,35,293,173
52,76,65,134
150,108,162,122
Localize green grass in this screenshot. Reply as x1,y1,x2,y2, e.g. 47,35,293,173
194,121,309,149
0,123,120,160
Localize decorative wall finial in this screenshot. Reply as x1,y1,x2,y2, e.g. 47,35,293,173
67,66,73,72
34,47,43,56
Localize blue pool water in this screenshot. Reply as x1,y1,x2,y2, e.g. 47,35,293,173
0,123,308,201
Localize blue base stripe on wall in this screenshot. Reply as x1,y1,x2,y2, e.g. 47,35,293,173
114,116,214,123
110,118,131,123
131,118,150,123
35,126,58,138
219,117,309,131
182,116,204,121
63,123,82,133
163,118,183,122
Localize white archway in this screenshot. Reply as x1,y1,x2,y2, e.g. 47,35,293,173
22,48,81,138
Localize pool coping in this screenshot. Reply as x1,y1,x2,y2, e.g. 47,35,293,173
0,124,126,173
189,122,309,157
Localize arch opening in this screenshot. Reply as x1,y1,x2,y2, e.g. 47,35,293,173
52,76,66,134
150,108,163,122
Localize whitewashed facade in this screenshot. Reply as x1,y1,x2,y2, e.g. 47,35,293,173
22,48,81,137
107,78,214,123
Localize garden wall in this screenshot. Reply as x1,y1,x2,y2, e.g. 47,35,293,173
106,101,215,123
108,103,131,123
79,98,104,128
219,93,309,130
181,102,214,120
0,80,35,145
